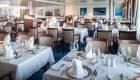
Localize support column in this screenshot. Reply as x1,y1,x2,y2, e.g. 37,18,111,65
136,0,140,40
109,0,114,24
28,1,33,15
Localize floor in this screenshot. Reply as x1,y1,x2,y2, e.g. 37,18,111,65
27,35,118,80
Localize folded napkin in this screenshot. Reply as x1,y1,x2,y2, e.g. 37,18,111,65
25,36,34,50
3,34,11,45
127,47,131,55
40,24,45,28
72,58,83,78
136,45,140,62
4,45,14,59
63,23,66,28
85,42,93,58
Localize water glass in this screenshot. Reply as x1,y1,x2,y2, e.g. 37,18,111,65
16,36,21,43
70,43,79,51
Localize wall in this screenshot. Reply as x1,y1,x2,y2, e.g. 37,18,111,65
66,4,110,18
34,6,65,16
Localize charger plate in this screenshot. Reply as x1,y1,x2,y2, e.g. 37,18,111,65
65,65,92,79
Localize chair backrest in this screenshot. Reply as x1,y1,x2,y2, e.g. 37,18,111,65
39,34,54,47
74,21,79,27
78,23,86,28
97,30,112,46
118,40,140,57
119,31,136,40
0,31,8,41
17,32,31,41
48,27,58,41
85,22,92,30
3,26,12,33
42,21,46,26
66,23,73,27
97,30,112,38
63,28,74,43
29,27,38,39
86,37,108,53
33,22,38,27
0,71,12,80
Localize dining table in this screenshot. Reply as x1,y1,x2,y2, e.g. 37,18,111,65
0,43,55,80
43,50,140,80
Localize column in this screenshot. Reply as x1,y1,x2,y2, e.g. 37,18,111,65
136,0,140,40
109,0,114,24
28,1,33,15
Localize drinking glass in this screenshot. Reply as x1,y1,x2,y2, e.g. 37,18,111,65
70,43,79,51
123,47,131,66
70,43,75,51
16,36,21,44
74,43,79,51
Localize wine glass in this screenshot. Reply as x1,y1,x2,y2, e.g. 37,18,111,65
74,43,79,51
16,36,21,44
123,47,131,67
70,43,75,51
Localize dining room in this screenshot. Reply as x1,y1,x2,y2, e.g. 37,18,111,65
0,0,140,80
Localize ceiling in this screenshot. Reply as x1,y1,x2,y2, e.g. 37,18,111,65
8,0,123,7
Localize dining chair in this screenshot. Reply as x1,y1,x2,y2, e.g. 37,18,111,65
29,27,38,41
0,71,12,80
78,23,86,28
33,22,38,27
3,26,12,33
0,31,8,41
39,34,54,47
48,27,62,52
63,28,79,53
86,37,108,53
119,31,136,40
97,30,112,47
74,21,79,27
85,22,94,36
17,32,31,41
42,21,46,26
66,23,73,27
118,40,140,57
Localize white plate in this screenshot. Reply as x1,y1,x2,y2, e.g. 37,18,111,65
65,65,92,79
130,58,140,66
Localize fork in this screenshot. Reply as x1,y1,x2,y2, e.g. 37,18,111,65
60,65,67,76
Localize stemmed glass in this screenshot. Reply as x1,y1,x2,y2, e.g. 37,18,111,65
123,46,131,67
16,36,21,44
70,43,79,52
118,47,124,64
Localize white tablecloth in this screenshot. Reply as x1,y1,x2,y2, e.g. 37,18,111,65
44,51,140,80
0,46,55,80
17,24,24,31
74,28,88,43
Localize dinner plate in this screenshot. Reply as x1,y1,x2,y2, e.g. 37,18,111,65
65,65,92,79
130,58,140,66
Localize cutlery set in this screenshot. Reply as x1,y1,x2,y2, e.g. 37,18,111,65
91,69,98,80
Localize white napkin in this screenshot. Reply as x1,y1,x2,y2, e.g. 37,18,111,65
127,47,131,55
136,45,140,62
72,58,83,78
85,42,93,59
25,36,34,50
4,45,14,59
63,23,66,28
3,34,11,45
40,24,44,28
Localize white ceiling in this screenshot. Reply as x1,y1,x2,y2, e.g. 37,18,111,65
9,0,123,7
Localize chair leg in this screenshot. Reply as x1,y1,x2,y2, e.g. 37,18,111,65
56,42,58,53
